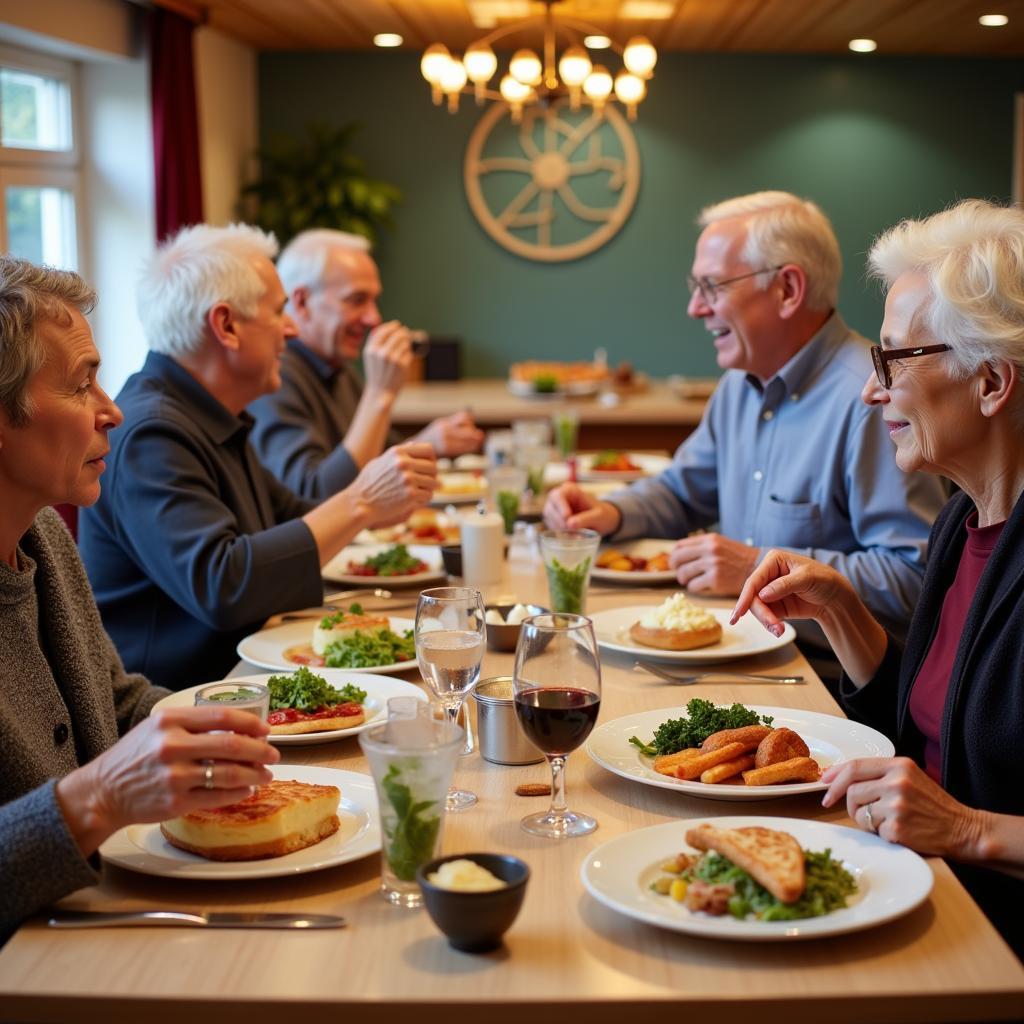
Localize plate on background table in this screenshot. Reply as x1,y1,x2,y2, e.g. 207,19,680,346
100,765,381,880
152,671,427,745
577,451,671,482
586,705,894,800
580,815,932,941
430,471,488,506
322,543,446,586
507,378,601,399
591,539,678,584
237,617,417,674
589,605,796,663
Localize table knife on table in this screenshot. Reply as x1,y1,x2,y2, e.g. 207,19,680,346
47,909,346,930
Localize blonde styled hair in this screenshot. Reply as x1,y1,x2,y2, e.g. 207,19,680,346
869,199,1024,381
698,191,841,311
0,256,96,426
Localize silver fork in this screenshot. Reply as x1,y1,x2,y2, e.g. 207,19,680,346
635,660,804,685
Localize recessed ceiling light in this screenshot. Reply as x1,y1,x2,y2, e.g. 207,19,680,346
373,33,403,47
848,38,878,52
620,0,674,17
584,35,612,49
979,13,1009,26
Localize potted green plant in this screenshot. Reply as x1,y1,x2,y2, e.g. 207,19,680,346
239,121,401,245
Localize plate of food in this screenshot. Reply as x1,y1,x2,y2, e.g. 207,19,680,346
430,471,488,505
508,360,608,398
237,605,417,674
577,451,671,482
369,508,460,547
322,543,446,586
152,669,428,745
587,701,894,800
99,764,381,880
588,595,796,663
581,815,932,940
592,539,677,583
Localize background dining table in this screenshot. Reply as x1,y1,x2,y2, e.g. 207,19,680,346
1,558,1022,1024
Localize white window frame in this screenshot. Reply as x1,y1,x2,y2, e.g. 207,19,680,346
0,44,84,271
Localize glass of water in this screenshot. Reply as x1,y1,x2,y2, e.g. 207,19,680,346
415,587,486,811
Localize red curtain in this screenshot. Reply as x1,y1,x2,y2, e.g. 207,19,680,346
149,7,204,240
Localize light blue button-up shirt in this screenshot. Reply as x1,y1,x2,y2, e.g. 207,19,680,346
609,314,947,640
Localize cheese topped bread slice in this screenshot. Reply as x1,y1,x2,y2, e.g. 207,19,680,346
312,609,390,656
685,823,805,903
630,593,722,651
161,779,341,861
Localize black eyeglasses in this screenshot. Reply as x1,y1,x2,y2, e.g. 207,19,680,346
870,343,951,388
686,266,781,305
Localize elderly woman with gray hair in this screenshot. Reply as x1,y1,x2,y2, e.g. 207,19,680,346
0,256,278,943
732,199,1024,958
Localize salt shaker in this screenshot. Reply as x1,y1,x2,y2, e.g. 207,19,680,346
461,507,504,585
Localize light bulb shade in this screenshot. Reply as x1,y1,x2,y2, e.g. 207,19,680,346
440,56,468,93
509,48,543,85
421,43,451,84
582,65,613,100
623,36,657,77
558,45,592,87
614,71,646,104
464,43,498,83
500,73,532,104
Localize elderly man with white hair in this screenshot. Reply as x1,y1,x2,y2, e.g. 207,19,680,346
545,191,946,647
79,224,437,689
249,229,482,500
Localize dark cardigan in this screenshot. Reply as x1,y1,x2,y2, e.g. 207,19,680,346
843,487,1024,959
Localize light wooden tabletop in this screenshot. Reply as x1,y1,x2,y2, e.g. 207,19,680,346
1,565,1022,1023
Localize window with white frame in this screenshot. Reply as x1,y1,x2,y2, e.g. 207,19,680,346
0,46,81,271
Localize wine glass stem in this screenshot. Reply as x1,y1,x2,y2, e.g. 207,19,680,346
547,755,568,818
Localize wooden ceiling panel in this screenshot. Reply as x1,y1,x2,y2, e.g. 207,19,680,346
185,0,1024,55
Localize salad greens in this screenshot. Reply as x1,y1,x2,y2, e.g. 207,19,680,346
532,373,558,393
359,544,426,576
265,666,366,711
629,699,774,756
319,602,365,629
324,628,415,668
544,555,591,614
381,763,442,881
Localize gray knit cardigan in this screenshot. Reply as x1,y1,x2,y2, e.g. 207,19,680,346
0,508,168,942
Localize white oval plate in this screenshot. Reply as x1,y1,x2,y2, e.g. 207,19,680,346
591,539,678,584
152,671,428,746
581,815,933,941
322,543,446,587
236,617,417,674
589,605,796,664
586,705,895,801
100,765,381,880
577,452,671,483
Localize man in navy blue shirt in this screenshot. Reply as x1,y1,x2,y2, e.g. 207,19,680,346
80,224,437,689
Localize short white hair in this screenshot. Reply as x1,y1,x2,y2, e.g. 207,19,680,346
136,223,279,358
276,229,371,298
698,191,842,311
869,200,1024,384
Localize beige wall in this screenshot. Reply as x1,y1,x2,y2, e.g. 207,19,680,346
0,0,137,59
194,25,257,226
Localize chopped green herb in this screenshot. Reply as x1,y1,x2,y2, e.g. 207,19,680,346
525,467,545,496
265,666,367,711
628,699,774,756
497,489,520,534
318,602,365,629
544,555,591,614
358,544,426,576
532,373,558,393
381,763,442,881
323,628,415,668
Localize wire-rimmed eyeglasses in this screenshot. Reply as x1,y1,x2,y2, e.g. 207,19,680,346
686,266,781,305
870,344,951,388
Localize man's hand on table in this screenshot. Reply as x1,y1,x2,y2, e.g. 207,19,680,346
543,483,621,535
415,410,484,457
669,532,760,596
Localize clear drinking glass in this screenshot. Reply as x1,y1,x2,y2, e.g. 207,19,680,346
539,528,601,615
512,613,601,838
194,681,269,720
551,407,579,460
489,464,528,534
415,587,486,811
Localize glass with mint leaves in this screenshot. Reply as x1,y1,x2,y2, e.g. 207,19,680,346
539,529,601,615
359,698,463,907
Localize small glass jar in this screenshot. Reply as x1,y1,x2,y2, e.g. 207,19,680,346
194,681,270,720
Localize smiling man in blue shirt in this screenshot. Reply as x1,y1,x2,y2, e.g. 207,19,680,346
545,191,946,643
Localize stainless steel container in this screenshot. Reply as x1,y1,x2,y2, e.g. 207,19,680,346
472,676,544,766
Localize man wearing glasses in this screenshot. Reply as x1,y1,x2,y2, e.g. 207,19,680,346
545,191,946,648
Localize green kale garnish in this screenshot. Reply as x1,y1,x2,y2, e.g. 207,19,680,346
265,666,367,711
323,628,416,668
381,763,442,881
628,698,774,756
532,373,558,393
318,602,365,629
360,545,425,576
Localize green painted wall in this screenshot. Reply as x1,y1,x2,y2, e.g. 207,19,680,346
259,51,1024,378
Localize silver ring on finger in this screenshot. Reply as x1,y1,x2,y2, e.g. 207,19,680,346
203,762,215,790
863,802,877,833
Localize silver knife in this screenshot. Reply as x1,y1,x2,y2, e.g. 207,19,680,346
47,909,346,930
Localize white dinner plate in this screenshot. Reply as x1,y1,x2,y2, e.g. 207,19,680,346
100,765,381,880
577,452,671,483
586,705,895,801
581,815,933,941
236,617,417,674
588,605,796,664
507,378,601,398
430,472,489,506
322,543,446,586
152,671,428,746
591,539,678,584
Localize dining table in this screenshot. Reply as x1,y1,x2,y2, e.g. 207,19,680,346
1,557,1022,1024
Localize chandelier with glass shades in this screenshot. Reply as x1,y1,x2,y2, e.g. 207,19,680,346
420,0,657,123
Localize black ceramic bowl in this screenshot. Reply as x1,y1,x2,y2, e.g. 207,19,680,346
416,853,530,952
440,545,462,576
485,603,549,652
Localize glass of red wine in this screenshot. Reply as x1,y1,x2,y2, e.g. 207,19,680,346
512,612,601,838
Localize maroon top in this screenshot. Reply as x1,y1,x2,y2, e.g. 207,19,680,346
909,511,1005,781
